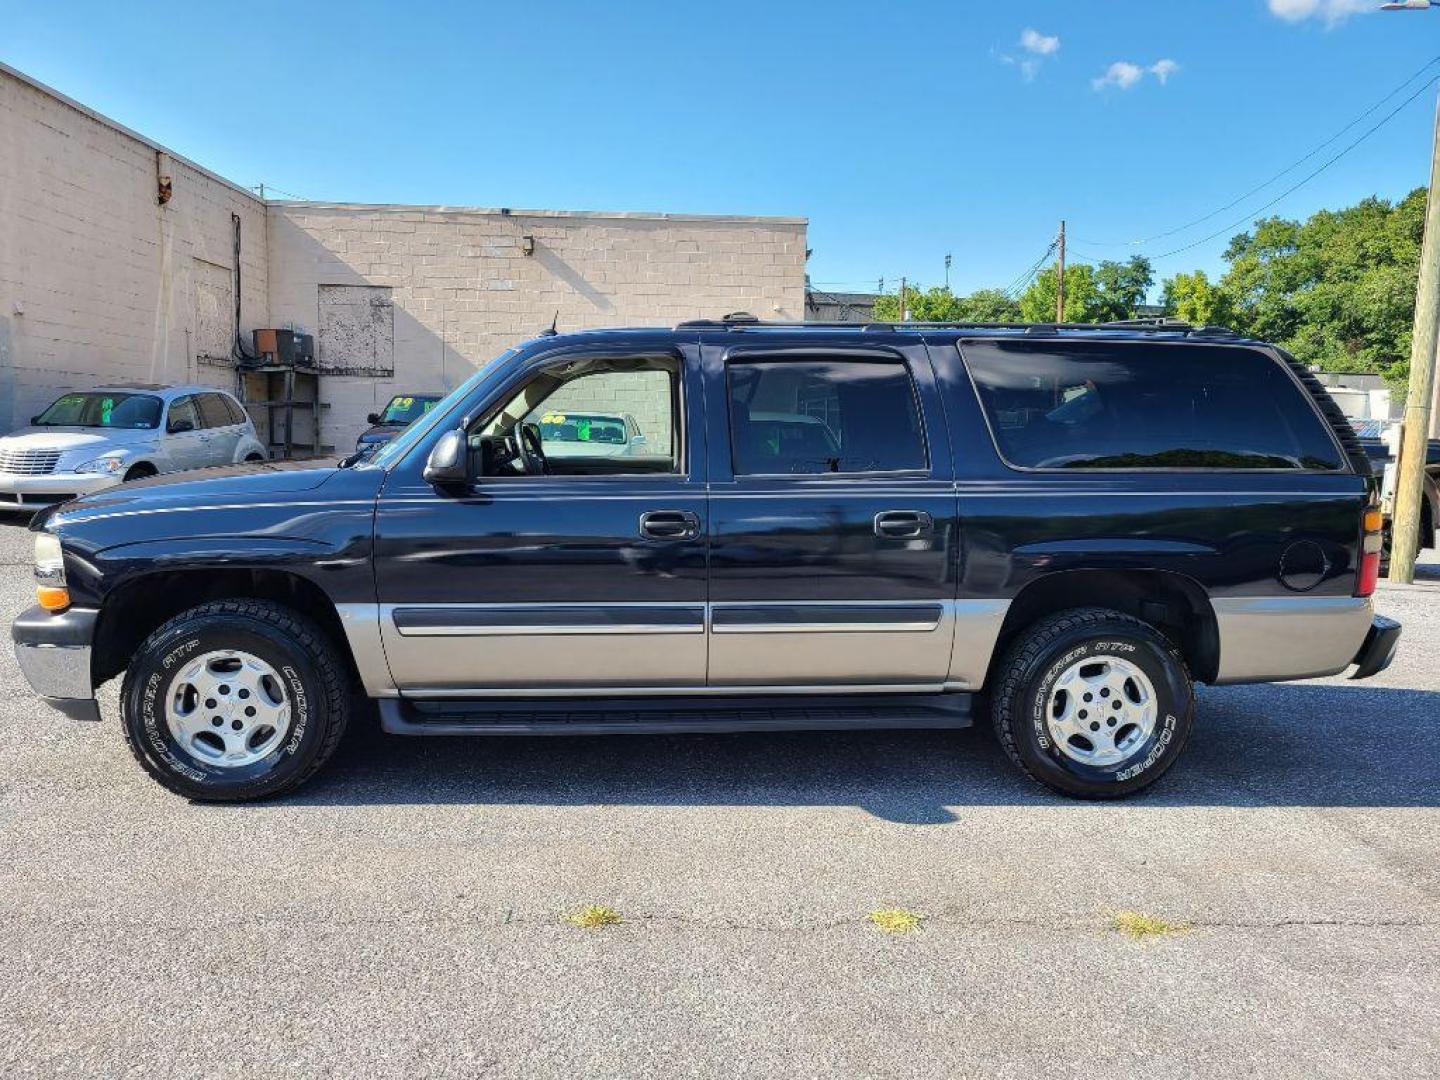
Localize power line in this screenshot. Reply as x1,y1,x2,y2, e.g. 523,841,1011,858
253,182,309,201
1081,53,1440,249
1135,72,1440,262
1002,239,1058,297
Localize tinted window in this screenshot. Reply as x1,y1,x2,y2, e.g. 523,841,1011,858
963,341,1343,471
167,396,200,432
728,359,927,475
198,393,235,429
34,392,162,430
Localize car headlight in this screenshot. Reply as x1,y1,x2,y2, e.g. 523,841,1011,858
74,455,127,475
34,532,69,612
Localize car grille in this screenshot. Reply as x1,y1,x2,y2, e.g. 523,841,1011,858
0,448,63,475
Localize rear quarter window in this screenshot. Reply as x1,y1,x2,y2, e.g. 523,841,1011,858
961,340,1345,472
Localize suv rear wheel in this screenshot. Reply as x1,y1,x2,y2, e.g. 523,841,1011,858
991,607,1194,799
120,600,350,801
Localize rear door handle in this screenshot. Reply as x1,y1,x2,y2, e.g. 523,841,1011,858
640,509,701,540
874,510,934,539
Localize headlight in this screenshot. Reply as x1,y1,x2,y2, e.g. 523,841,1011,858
74,455,127,475
34,533,69,612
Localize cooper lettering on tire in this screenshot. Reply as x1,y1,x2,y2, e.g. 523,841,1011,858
119,600,350,802
990,607,1195,799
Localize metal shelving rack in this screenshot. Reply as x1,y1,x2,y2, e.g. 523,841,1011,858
237,364,331,459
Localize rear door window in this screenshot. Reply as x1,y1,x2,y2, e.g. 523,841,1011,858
727,359,927,475
962,341,1344,471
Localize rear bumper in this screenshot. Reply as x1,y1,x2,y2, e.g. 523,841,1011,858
10,605,101,722
1350,615,1401,680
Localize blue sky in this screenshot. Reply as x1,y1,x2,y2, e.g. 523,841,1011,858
3,0,1438,297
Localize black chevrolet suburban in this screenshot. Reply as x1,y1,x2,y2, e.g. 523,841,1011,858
11,319,1402,801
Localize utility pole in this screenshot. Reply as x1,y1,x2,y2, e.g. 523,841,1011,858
898,276,907,322
1390,90,1440,583
1055,220,1067,323
945,254,952,290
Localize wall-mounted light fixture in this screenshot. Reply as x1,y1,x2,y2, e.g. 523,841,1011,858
521,235,536,256
155,151,173,206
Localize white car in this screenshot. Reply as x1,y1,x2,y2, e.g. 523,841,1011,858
0,383,267,512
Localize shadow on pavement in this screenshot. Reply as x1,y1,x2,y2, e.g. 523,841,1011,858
290,682,1440,821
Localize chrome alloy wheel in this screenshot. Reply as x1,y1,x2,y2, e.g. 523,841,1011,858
165,650,292,768
1046,654,1158,768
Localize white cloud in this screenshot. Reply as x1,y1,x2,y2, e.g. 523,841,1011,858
998,27,1060,81
1092,58,1181,91
1092,61,1145,91
1150,58,1180,84
1020,27,1060,56
1267,0,1373,26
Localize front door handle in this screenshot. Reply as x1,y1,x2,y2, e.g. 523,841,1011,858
640,509,701,540
874,510,934,539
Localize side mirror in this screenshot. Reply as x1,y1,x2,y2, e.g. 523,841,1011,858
367,412,381,425
423,428,468,486
30,416,41,426
168,419,195,434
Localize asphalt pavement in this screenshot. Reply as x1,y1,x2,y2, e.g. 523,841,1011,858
0,514,1437,1079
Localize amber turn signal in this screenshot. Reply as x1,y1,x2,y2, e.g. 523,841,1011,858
1363,509,1384,534
36,586,70,612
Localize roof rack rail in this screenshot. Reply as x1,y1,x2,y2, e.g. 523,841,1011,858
1100,317,1191,329
673,316,1243,337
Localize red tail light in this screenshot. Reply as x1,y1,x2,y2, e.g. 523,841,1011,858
1356,507,1383,598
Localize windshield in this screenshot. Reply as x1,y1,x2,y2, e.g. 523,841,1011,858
379,395,441,425
34,392,162,430
367,350,518,469
536,412,627,445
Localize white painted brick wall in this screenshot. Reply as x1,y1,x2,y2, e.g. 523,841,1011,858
0,66,269,433
267,204,806,450
0,63,808,452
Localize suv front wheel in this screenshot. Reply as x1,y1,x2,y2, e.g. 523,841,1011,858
991,607,1194,799
120,600,350,801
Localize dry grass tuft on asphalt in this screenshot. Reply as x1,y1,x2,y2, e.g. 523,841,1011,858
565,905,623,930
869,907,922,934
1109,910,1190,941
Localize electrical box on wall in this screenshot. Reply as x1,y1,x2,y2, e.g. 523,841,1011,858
251,329,315,367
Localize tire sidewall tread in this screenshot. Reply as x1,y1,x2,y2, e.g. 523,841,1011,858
120,599,350,801
991,607,1194,799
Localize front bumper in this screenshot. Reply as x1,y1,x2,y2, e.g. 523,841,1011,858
0,471,120,510
1350,615,1401,680
11,605,101,722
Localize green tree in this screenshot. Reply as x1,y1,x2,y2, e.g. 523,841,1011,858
1092,257,1155,322
1218,189,1423,387
1161,269,1235,327
1019,262,1101,322
872,285,1022,322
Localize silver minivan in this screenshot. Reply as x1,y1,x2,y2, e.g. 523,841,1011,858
0,383,268,512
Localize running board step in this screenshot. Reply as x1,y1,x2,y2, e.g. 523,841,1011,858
378,693,973,736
